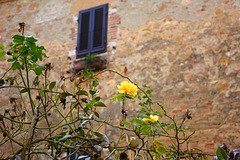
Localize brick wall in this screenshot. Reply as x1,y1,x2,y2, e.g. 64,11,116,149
0,0,239,155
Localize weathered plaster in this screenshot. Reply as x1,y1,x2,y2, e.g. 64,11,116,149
113,0,227,30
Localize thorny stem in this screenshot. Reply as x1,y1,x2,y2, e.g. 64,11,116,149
104,149,116,160
14,80,32,119
116,98,125,147
157,103,193,159
42,69,54,156
146,149,154,160
71,77,78,130
18,68,27,88
0,125,23,146
21,112,39,160
44,104,76,137
0,114,31,124
160,103,180,157
116,129,123,147
36,118,80,131
24,58,35,113
179,131,195,144
0,67,11,80
49,95,74,131
10,140,14,156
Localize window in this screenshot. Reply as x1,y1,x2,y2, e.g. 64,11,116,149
76,4,108,58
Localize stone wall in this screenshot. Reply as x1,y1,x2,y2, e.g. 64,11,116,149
0,0,239,155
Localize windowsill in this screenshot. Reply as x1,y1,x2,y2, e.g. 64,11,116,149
73,54,107,72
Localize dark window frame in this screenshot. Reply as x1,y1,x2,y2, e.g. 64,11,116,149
76,4,108,58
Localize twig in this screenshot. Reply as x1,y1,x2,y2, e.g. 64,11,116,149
0,125,23,146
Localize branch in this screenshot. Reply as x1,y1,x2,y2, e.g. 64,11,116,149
0,125,23,146
0,114,31,124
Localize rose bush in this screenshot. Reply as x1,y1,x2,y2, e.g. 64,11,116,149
0,24,221,160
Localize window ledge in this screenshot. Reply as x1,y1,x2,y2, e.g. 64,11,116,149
73,56,107,72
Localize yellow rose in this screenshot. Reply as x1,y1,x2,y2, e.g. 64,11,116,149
143,115,159,123
117,81,137,96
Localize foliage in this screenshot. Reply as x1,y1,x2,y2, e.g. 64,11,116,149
84,53,97,64
82,53,99,69
0,24,219,160
215,144,240,160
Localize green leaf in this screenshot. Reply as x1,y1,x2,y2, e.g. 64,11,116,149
0,51,6,59
65,139,71,146
126,134,130,144
59,131,67,136
9,42,13,47
143,128,151,135
20,88,30,93
12,35,25,44
94,96,100,101
143,95,148,99
150,145,155,152
112,94,118,102
131,118,142,124
36,63,44,68
79,128,85,136
120,121,130,126
117,96,123,101
76,90,88,96
0,43,4,51
217,147,228,160
53,140,58,150
60,92,72,97
184,127,190,130
152,141,165,147
203,155,208,160
54,136,59,141
89,90,96,95
59,135,71,142
7,58,15,62
129,139,140,148
49,81,56,90
92,79,99,87
156,147,165,154
67,100,76,103
112,94,125,102
94,145,103,152
146,90,151,94
11,61,20,70
86,103,92,109
26,36,37,43
94,102,106,107
34,67,43,75
39,90,45,98
81,120,89,126
21,50,28,57
94,111,99,118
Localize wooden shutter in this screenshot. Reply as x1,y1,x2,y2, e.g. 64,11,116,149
76,4,108,58
92,8,104,48
76,9,92,58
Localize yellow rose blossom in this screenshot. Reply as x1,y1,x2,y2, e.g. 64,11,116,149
143,115,159,123
117,81,137,96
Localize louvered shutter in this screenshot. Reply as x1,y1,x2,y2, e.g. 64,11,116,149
76,9,92,58
76,4,108,58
